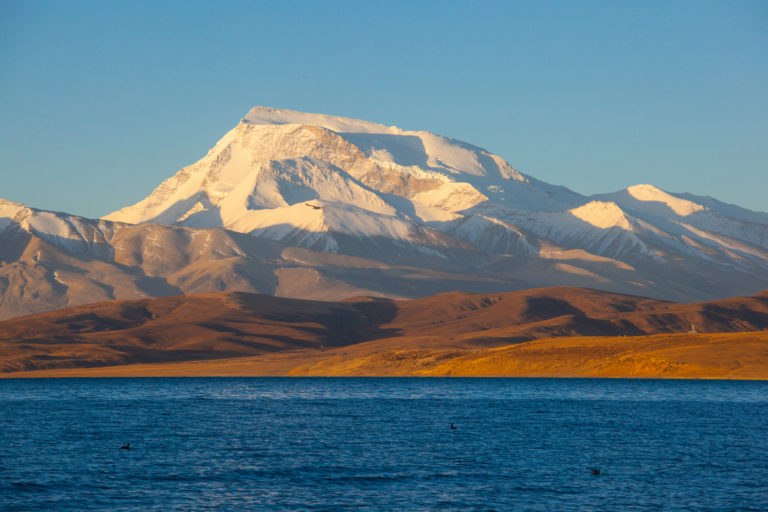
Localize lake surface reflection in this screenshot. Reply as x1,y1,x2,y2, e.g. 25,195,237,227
2,378,767,511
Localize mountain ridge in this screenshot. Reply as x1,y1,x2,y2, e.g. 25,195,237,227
2,106,767,319
2,286,768,375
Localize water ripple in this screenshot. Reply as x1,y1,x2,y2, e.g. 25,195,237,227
1,378,767,511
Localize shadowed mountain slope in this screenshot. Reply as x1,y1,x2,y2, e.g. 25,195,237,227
9,200,743,321
2,287,767,373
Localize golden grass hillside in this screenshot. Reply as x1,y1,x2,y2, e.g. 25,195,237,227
1,287,767,378
6,332,767,379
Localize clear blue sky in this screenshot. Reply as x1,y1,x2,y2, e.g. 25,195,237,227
1,0,766,217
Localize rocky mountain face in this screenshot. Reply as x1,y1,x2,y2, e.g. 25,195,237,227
2,107,767,319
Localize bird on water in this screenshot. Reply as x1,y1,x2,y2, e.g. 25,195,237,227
450,424,457,430
121,442,131,450
589,468,600,475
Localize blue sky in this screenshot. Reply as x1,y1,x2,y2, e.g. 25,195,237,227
1,0,766,217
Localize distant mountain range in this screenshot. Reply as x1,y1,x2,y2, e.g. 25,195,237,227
1,107,767,320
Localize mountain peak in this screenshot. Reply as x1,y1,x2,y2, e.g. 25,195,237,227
626,184,706,216
0,199,28,229
242,106,396,134
240,107,526,181
106,107,536,228
569,200,633,230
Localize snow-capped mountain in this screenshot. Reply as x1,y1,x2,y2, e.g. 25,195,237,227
103,107,583,260
105,107,768,282
4,198,616,321
0,199,277,319
2,107,767,319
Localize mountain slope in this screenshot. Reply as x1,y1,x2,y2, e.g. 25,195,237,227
0,202,286,319
2,287,768,374
101,107,768,303
8,200,631,320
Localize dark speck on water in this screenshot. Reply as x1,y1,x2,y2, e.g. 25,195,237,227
1,377,767,511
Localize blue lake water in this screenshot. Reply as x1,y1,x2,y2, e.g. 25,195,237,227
1,378,767,511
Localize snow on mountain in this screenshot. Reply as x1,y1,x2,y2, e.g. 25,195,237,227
670,191,768,225
2,107,767,320
1,199,119,259
0,199,25,231
594,185,768,257
481,201,659,262
3,198,627,321
103,121,471,261
242,106,524,179
101,106,586,263
570,200,636,230
626,184,706,216
442,214,535,255
0,200,282,319
104,107,584,243
101,107,768,297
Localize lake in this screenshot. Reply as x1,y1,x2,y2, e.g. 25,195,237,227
2,378,767,511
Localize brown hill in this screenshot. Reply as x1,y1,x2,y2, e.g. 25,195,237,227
0,292,395,372
1,287,768,375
